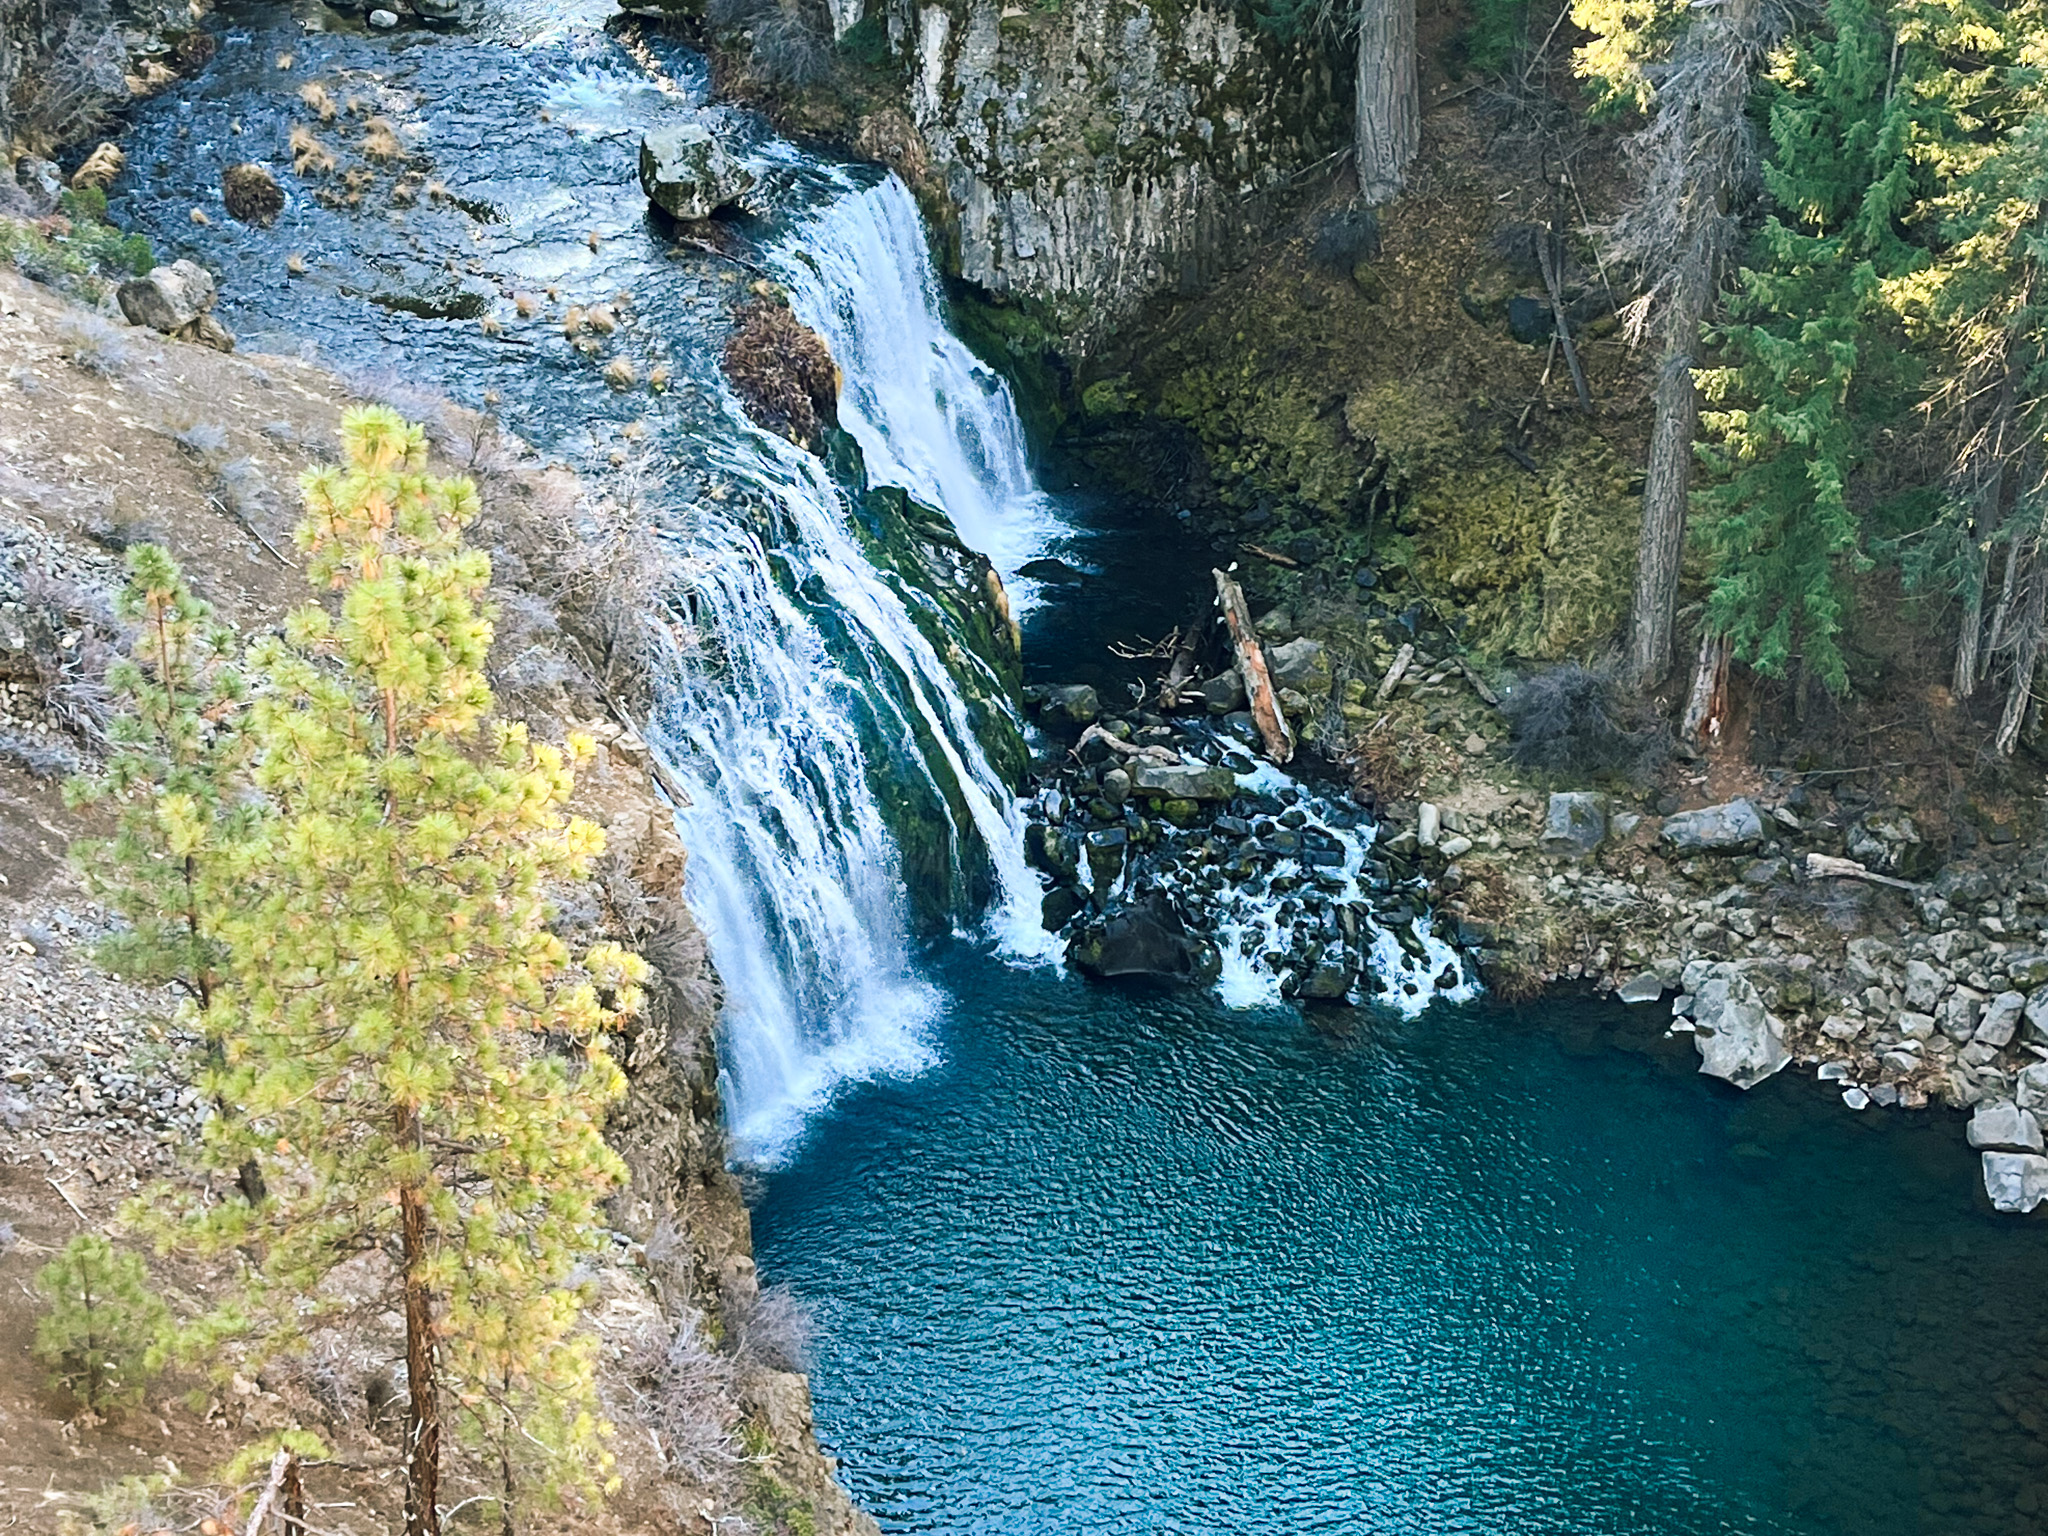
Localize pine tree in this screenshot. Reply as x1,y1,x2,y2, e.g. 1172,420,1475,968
1693,0,1926,696
67,544,267,1202
1575,0,1780,686
33,1233,168,1415
1885,0,2048,747
140,407,645,1536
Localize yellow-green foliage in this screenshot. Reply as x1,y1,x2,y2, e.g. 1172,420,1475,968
121,407,645,1525
1157,358,1360,519
33,1234,168,1414
1348,382,1639,658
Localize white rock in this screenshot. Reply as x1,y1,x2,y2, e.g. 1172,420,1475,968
1417,802,1440,848
1842,1087,1871,1110
1977,990,2026,1048
1983,1151,2048,1213
1691,963,1790,1090
1969,1100,2045,1153
1903,958,1946,1012
368,7,399,25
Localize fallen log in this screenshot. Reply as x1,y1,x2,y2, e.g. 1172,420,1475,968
1805,852,1924,893
1076,723,1184,766
1159,621,1206,708
1244,542,1301,569
1212,567,1294,763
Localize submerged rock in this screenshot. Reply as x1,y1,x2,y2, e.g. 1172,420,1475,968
1690,962,1790,1089
639,124,756,220
1661,798,1765,853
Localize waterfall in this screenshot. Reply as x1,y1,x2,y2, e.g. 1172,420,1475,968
651,176,1059,1163
772,175,1065,597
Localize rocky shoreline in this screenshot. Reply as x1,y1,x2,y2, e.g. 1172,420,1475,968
1018,579,2048,1216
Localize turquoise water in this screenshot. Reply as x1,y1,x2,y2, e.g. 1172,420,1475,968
754,952,2048,1536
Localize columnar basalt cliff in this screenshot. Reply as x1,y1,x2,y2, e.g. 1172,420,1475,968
873,0,1343,348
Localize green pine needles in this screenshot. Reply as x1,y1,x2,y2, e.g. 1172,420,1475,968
90,406,646,1536
1694,0,1922,694
33,1233,168,1415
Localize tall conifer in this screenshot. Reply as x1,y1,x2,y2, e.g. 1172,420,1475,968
140,407,645,1536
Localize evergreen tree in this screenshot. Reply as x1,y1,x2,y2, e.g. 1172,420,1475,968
33,1233,168,1415
1694,0,1926,696
67,545,266,1202
140,407,646,1536
1881,0,2048,745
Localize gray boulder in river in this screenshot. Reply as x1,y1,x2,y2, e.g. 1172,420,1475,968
1968,1100,2044,1154
639,125,756,220
1690,962,1790,1089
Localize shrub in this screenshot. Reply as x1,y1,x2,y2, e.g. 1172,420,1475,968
722,297,839,449
57,313,131,376
1500,662,1664,778
222,162,285,227
33,1234,169,1414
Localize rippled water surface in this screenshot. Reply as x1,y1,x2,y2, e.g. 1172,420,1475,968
755,962,2048,1536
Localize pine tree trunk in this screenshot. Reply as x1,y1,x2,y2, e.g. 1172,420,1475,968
399,1110,442,1536
1628,255,1711,686
1996,545,2045,755
1354,0,1418,207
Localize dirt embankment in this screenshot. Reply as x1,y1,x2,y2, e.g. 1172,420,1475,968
0,266,872,1536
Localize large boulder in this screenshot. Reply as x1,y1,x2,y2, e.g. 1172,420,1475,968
1543,792,1607,858
1969,1101,2045,1154
1267,638,1331,697
1661,798,1765,853
1067,899,1195,980
1690,962,1790,1089
1039,684,1099,725
1982,1151,2048,1214
1131,762,1238,802
118,259,216,333
639,125,755,220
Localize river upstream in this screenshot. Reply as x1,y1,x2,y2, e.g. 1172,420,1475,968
113,7,2048,1534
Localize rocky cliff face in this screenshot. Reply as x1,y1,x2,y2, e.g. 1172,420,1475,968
870,0,1342,349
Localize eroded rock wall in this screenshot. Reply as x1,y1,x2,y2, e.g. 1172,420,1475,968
875,0,1342,348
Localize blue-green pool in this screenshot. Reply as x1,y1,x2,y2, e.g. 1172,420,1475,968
753,949,2048,1536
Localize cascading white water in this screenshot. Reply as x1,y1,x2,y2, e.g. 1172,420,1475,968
773,175,1065,594
650,177,1059,1163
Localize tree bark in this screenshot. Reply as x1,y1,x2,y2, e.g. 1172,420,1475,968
1212,569,1294,764
1995,553,2044,756
1354,0,1418,207
398,1108,442,1536
1628,260,1710,687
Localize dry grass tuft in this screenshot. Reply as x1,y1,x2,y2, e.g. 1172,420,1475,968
361,117,402,162
289,124,335,176
298,81,337,122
